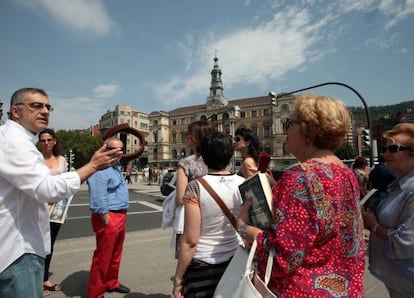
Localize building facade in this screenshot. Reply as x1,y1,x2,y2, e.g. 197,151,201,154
147,56,298,170
99,104,150,164
98,56,371,171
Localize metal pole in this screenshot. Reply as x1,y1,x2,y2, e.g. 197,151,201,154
275,82,373,167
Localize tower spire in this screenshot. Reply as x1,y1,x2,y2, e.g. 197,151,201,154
206,54,227,106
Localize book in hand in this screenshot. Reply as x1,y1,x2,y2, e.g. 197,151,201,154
49,196,73,224
359,188,378,209
238,172,273,230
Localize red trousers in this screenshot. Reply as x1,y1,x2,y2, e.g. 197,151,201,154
88,212,127,298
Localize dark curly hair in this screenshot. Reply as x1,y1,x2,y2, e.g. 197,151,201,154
234,127,262,162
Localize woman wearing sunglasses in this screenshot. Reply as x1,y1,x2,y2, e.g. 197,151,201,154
233,127,262,178
38,128,67,296
363,123,414,297
237,94,365,297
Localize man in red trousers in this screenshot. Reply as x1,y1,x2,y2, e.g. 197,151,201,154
87,137,130,298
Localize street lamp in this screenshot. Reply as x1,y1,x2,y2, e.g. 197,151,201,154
269,81,373,166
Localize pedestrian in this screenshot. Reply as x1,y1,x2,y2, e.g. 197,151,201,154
87,137,130,298
364,155,398,213
173,120,215,258
0,87,122,298
233,127,262,178
353,155,369,198
38,128,66,296
363,123,414,297
237,94,366,297
148,165,153,185
125,165,132,184
173,132,245,297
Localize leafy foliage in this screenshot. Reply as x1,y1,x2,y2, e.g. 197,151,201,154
335,142,357,160
349,100,414,124
56,130,102,169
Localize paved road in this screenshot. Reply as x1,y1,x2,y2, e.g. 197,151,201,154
59,190,164,240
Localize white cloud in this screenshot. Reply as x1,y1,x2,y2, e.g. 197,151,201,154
379,0,414,28
93,82,121,98
47,84,120,129
148,1,414,108
150,5,322,106
15,0,117,36
48,95,107,130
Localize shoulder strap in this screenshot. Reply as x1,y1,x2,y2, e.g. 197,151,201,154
198,177,237,230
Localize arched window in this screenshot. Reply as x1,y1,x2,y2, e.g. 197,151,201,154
281,104,289,112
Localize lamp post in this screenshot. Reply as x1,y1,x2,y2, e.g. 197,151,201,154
269,81,373,167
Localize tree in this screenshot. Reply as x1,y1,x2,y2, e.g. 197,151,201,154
335,142,357,161
56,130,102,169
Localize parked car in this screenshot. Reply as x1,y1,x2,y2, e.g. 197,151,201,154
160,170,176,196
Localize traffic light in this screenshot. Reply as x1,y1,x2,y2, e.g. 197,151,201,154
69,149,75,170
362,129,371,148
269,92,277,106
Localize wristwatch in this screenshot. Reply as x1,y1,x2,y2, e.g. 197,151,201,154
238,223,248,240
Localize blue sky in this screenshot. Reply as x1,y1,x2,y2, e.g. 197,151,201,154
1,0,413,130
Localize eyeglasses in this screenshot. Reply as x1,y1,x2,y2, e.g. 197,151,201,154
15,102,54,112
106,146,123,151
384,144,412,153
285,118,301,129
234,136,242,142
39,138,54,143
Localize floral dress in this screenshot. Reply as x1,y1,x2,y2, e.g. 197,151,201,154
256,160,366,297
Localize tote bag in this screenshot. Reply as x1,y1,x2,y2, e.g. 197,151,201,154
161,189,177,228
214,239,277,298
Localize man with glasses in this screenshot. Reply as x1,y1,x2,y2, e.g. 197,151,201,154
0,88,123,298
87,137,130,298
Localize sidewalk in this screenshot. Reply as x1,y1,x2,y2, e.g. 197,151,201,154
49,180,388,298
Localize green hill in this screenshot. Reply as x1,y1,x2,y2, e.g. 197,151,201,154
349,100,414,124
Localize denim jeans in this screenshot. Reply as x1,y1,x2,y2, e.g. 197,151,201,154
0,253,45,298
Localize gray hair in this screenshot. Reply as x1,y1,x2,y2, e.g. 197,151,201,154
104,136,123,146
10,87,48,109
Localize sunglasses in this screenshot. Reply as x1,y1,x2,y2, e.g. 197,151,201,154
285,118,301,129
15,102,54,112
39,138,54,143
384,144,412,153
106,146,123,151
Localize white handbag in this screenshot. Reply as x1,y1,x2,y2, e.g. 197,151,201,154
214,239,277,298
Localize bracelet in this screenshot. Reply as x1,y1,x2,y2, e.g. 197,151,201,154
173,279,183,288
238,223,248,240
372,223,380,234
